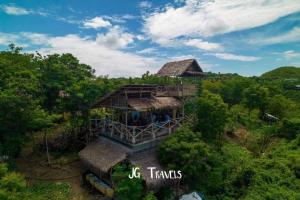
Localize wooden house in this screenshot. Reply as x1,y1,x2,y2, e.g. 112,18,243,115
79,59,202,196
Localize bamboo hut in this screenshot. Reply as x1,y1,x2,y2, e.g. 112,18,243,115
157,59,205,78
79,59,202,196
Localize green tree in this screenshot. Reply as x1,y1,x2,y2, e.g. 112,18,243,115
243,139,300,200
243,85,269,117
0,46,52,158
195,91,229,141
143,192,157,200
39,53,94,113
158,126,212,187
112,164,144,200
64,78,112,131
279,118,300,139
267,94,294,119
219,77,250,107
0,163,27,200
202,143,253,199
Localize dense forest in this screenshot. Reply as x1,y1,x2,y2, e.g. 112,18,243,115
0,45,300,200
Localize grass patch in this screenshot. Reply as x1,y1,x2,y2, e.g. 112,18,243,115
27,182,71,200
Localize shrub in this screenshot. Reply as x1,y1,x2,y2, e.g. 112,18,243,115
280,118,300,139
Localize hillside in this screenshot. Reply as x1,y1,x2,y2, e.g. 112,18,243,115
261,66,300,79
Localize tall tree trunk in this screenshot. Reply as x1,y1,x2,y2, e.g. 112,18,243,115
44,130,51,166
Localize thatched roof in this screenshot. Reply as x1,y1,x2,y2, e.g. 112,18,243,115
127,97,182,111
128,150,167,189
79,137,173,189
79,137,131,173
92,84,183,111
91,84,158,109
157,59,205,77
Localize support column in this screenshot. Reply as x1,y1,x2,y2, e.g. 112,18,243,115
172,109,176,122
125,110,128,127
151,124,155,139
110,125,114,137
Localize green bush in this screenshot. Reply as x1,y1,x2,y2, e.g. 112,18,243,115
280,118,300,139
158,125,212,188
112,164,144,200
195,90,229,141
143,192,157,200
0,163,71,200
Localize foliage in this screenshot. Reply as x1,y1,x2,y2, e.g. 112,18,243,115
261,66,300,79
156,186,174,200
0,163,70,200
243,84,269,116
219,77,251,107
246,126,279,156
158,125,212,187
279,118,300,139
202,143,253,199
243,137,300,200
195,90,229,140
266,94,294,118
0,47,103,159
39,53,94,112
27,182,71,200
202,80,222,94
143,192,157,200
112,164,144,200
0,163,26,200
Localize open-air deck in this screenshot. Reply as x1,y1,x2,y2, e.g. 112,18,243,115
89,84,196,151
90,116,186,150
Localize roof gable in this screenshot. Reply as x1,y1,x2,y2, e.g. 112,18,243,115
157,59,204,77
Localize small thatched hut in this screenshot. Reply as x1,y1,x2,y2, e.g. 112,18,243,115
157,59,205,77
79,137,167,191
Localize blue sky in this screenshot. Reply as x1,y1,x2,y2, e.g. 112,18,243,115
0,0,300,77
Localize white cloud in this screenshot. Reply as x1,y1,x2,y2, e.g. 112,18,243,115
139,1,152,9
96,27,135,49
103,16,126,23
122,14,138,20
102,14,138,24
214,53,260,61
83,16,111,29
137,48,157,54
0,31,160,77
40,34,157,77
283,50,300,59
20,32,50,45
1,5,30,15
143,0,300,45
185,39,222,51
0,5,48,16
250,27,300,45
136,34,146,41
0,32,20,45
55,16,81,25
169,54,195,61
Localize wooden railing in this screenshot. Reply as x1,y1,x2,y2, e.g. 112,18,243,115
90,117,185,145
156,85,197,97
